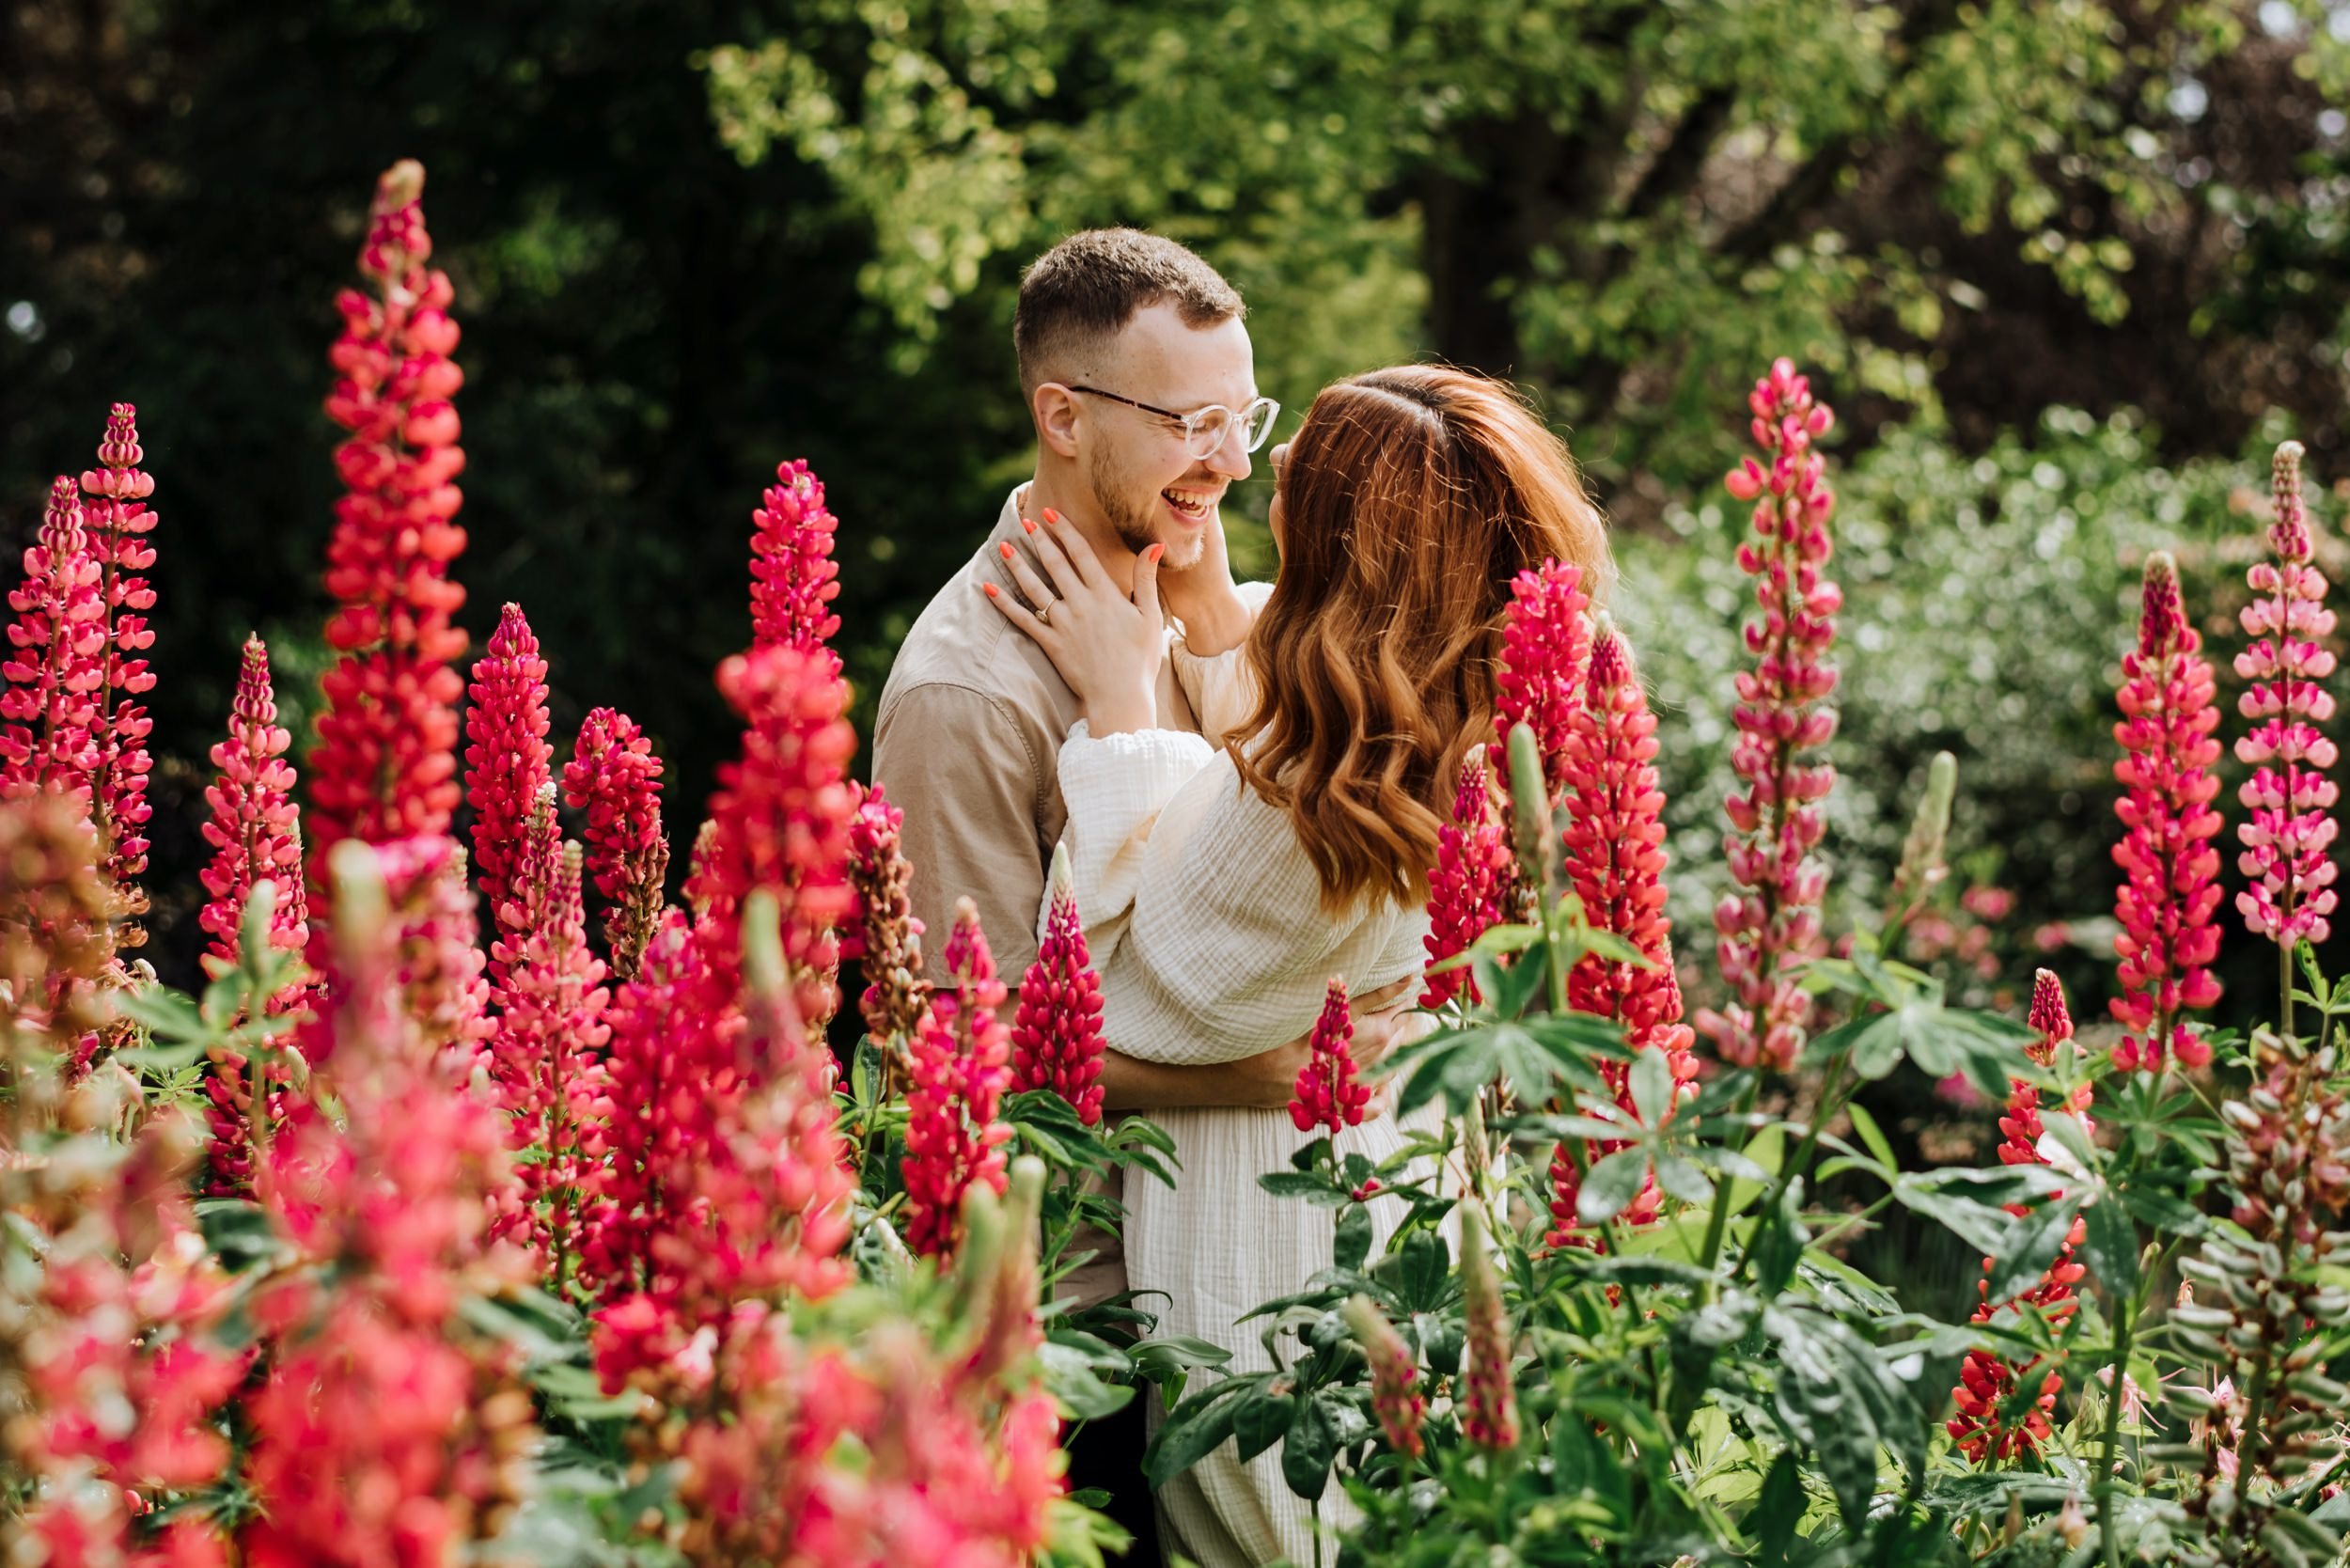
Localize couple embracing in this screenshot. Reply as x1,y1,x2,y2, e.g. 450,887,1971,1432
870,229,1612,1566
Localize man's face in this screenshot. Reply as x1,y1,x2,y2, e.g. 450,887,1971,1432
1075,302,1257,571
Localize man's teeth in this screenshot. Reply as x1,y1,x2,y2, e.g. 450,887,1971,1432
1162,490,1212,518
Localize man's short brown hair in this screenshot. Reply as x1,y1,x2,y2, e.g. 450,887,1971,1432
1014,228,1245,393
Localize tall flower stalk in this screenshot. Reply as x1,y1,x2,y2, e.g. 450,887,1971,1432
2110,551,2223,1072
1493,558,1594,803
901,901,1014,1258
1458,1200,1520,1452
2232,440,2337,1038
76,402,159,922
844,780,930,1050
1948,970,2093,1464
561,706,668,980
1422,747,1518,1008
749,457,843,659
198,636,312,1195
1010,846,1106,1125
1698,358,1841,1073
1,477,106,808
464,602,554,971
1290,977,1371,1137
308,159,470,878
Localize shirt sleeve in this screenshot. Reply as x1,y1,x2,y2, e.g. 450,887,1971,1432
1171,579,1276,743
872,681,1052,983
1050,720,1220,941
1076,762,1421,1067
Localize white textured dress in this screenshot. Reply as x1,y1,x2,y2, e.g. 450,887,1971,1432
1049,584,1436,1568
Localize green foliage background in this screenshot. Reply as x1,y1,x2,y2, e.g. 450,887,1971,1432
5,0,2349,1035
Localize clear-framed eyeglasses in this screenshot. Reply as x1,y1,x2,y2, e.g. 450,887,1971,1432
1066,384,1281,461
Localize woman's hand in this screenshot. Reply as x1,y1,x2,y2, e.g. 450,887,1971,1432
983,514,1167,735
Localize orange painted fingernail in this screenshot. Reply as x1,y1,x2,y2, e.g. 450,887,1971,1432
1147,543,1165,561
982,581,1000,598
1022,517,1036,534
999,541,1015,559
1043,508,1062,525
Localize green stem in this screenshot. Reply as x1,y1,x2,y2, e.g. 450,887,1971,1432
2097,1292,2138,1568
2280,938,2296,1047
1697,1074,1765,1298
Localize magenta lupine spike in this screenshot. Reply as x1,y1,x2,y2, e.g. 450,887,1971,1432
2110,551,2223,1073
560,706,669,980
1289,977,1371,1136
1458,1200,1520,1451
464,603,554,966
1010,853,1106,1125
2234,441,2339,956
749,458,843,660
1422,747,1519,1009
487,838,612,1286
75,403,159,903
0,478,107,806
308,160,470,893
197,636,312,1197
901,902,1016,1257
1492,558,1593,795
1556,618,1699,1227
1949,969,2092,1463
843,781,931,1046
1343,1295,1427,1460
1696,358,1841,1073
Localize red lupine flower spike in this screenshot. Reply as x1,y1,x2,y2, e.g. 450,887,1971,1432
750,458,843,659
308,160,470,890
2110,550,2223,1073
1458,1200,1519,1451
197,636,313,1195
1697,358,1841,1073
693,644,856,1027
1492,558,1593,799
901,901,1015,1256
1010,846,1106,1124
1288,977,1371,1136
1344,1295,1427,1460
1422,747,1520,1008
2233,440,2339,954
844,780,931,1046
76,402,159,914
0,477,107,807
1949,969,2094,1463
561,706,669,980
464,603,553,970
1548,615,1698,1247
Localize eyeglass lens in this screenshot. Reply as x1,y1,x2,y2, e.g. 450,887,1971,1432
1187,400,1277,457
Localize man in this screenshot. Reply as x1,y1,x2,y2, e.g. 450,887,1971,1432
870,228,1413,1555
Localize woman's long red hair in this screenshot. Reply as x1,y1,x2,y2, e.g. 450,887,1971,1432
1228,366,1612,912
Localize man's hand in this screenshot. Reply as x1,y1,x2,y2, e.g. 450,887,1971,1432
1095,975,1425,1113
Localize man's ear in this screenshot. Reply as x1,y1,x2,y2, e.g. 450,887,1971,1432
1033,383,1082,460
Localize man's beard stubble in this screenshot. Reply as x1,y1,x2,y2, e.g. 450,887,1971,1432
1084,444,1210,572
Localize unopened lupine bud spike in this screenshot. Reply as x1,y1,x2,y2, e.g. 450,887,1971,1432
1458,1200,1520,1450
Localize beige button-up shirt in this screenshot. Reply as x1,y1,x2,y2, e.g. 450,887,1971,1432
871,484,1198,1307
872,484,1198,983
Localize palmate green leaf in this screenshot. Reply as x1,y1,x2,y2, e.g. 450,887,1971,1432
1391,1012,1625,1116
1577,1148,1653,1227
1890,1167,2066,1254
1231,1389,1293,1464
1144,1373,1261,1486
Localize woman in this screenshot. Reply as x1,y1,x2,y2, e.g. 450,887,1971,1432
985,365,1612,1566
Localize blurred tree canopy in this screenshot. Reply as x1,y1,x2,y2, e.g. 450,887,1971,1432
3,0,2347,989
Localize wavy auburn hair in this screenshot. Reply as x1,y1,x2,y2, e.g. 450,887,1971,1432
1228,365,1613,912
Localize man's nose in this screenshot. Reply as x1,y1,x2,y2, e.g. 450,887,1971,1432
1203,423,1252,481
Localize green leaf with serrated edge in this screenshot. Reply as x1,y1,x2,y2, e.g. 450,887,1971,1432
1985,1192,2084,1305
1577,1148,1652,1226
